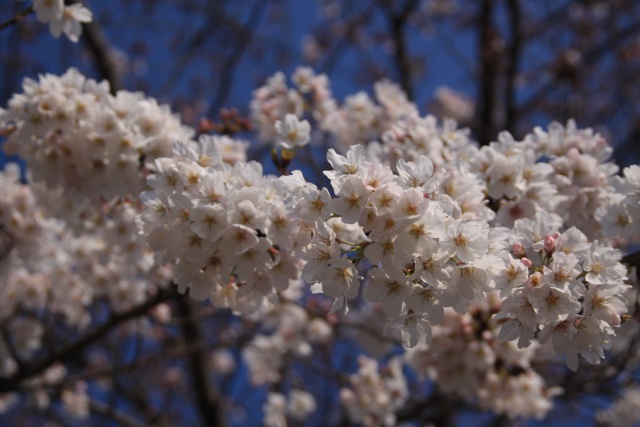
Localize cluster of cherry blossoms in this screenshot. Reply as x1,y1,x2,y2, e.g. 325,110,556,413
495,211,629,371
137,68,639,380
252,66,637,351
263,389,317,427
1,64,639,424
137,136,304,313
288,144,478,341
339,356,407,427
0,164,171,414
406,298,559,419
597,386,640,427
0,68,193,204
250,67,469,164
242,288,333,385
31,0,92,42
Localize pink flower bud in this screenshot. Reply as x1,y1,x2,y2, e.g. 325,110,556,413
566,147,580,160
520,257,533,268
544,234,556,253
513,242,525,257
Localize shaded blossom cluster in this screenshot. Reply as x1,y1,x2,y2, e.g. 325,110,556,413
406,299,559,419
339,356,407,427
0,165,168,415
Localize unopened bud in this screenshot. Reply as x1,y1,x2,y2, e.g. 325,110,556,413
151,303,171,323
520,257,533,268
513,242,525,257
544,234,556,253
566,147,580,160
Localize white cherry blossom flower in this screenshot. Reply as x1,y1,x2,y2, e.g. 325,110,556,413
49,4,93,42
274,114,311,150
493,253,528,296
511,211,560,258
330,176,368,224
33,0,64,22
440,219,488,263
583,242,627,285
411,249,453,289
287,389,317,421
486,152,526,199
219,224,259,255
363,234,402,274
406,282,458,323
311,257,362,314
325,144,369,187
449,256,494,300
583,284,629,325
527,284,581,323
395,156,437,193
384,312,432,347
189,204,228,240
364,268,412,317
542,252,583,291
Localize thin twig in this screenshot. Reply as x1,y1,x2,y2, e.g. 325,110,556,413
0,5,33,32
90,399,150,427
176,298,227,427
517,17,640,121
208,0,269,116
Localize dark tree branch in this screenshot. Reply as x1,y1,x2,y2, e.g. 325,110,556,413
477,0,497,145
208,0,269,116
90,399,149,427
375,0,419,101
517,17,640,121
317,5,376,76
0,287,178,393
504,0,521,135
160,15,223,95
80,19,123,94
176,297,226,427
0,224,16,265
64,0,122,93
0,5,32,32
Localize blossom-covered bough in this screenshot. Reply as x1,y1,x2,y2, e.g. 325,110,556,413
0,63,639,425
